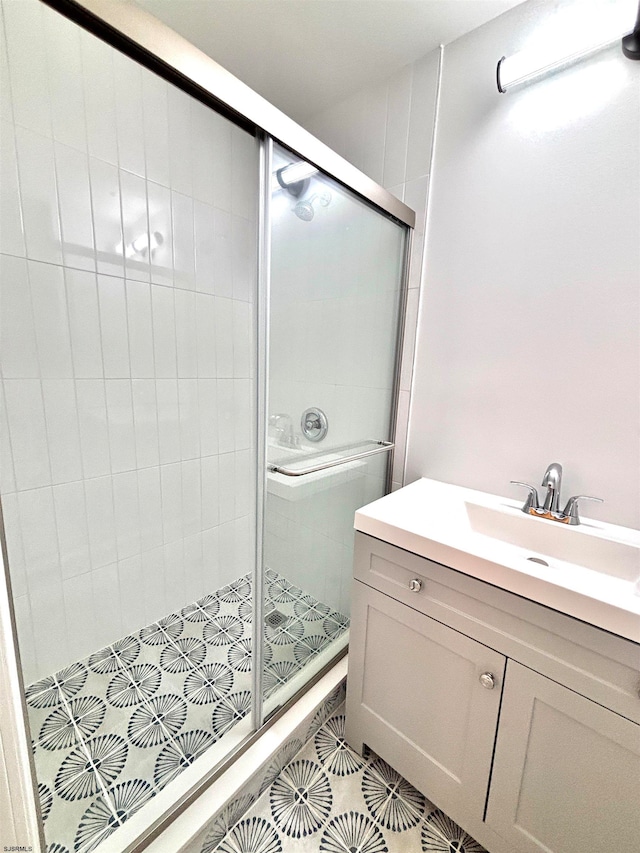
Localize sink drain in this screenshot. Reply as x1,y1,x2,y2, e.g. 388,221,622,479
527,556,550,567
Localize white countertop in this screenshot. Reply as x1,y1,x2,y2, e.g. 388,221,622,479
354,478,640,643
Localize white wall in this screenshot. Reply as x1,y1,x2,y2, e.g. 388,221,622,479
0,0,258,682
407,0,640,528
306,0,640,529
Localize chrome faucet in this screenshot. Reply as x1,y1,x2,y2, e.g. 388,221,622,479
541,462,563,513
511,463,603,525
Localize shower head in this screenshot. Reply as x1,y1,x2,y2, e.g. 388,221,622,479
293,190,332,222
294,199,315,221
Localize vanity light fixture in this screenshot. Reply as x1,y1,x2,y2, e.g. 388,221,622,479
497,1,640,93
622,1,640,59
497,35,620,93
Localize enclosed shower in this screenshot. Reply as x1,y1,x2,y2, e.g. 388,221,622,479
0,1,413,850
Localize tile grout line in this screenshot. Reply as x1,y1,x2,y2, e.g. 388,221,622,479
51,681,123,827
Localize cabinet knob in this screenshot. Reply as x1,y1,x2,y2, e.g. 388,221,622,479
479,672,496,690
408,578,422,593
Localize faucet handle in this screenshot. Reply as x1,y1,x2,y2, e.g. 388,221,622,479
562,495,603,525
510,481,540,514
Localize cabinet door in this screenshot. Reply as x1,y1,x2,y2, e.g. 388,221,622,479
346,581,506,829
486,661,640,853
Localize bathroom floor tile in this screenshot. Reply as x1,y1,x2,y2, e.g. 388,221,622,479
419,809,487,852
212,705,487,853
200,793,260,853
25,661,92,742
76,669,143,736
42,782,110,853
364,748,436,826
27,570,347,853
34,731,127,853
150,728,218,792
138,612,186,648
31,699,86,754
74,782,156,853
32,738,82,802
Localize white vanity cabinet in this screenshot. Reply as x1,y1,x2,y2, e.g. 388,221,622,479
346,532,640,853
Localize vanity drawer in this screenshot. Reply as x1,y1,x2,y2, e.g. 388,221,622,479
354,533,640,724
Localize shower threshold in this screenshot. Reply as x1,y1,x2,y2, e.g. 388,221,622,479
25,569,349,853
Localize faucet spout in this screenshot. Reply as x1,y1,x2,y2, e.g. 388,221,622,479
541,462,563,514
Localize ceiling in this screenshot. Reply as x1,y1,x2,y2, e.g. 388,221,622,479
130,0,525,122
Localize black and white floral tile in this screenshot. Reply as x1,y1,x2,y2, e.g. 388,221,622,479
24,570,348,853
207,707,487,853
187,681,348,853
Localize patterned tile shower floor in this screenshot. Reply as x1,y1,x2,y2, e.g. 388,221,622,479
209,707,487,853
25,569,349,853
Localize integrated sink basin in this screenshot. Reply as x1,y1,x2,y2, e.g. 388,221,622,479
465,500,640,582
354,477,640,642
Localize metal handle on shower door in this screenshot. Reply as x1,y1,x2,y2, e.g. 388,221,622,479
268,440,394,477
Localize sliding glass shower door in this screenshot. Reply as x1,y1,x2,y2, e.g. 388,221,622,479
0,2,410,849
263,143,407,713
0,1,259,848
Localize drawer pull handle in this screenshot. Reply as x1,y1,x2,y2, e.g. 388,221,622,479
408,578,422,593
479,672,496,690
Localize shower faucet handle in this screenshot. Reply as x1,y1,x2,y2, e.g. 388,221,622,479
301,407,328,441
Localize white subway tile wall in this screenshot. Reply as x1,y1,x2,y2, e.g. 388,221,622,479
303,51,441,489
0,0,259,683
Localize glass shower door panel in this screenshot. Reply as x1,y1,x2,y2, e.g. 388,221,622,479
264,143,407,710
0,1,259,848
